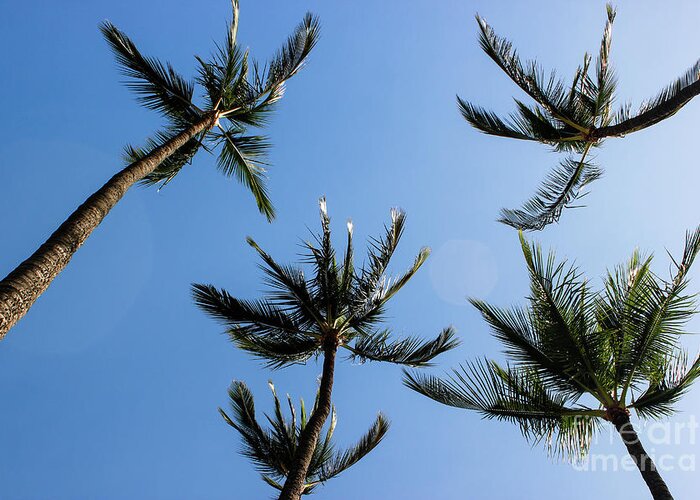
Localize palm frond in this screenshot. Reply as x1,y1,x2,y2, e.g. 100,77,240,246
632,350,700,419
230,329,319,369
518,234,610,401
596,251,656,390
352,246,431,329
591,4,617,124
224,380,385,495
229,0,240,47
404,360,600,460
191,283,303,335
599,59,700,137
123,128,204,187
339,219,355,299
220,381,282,477
468,299,586,399
262,13,321,91
347,327,459,367
192,284,318,369
196,42,249,111
246,237,321,327
499,153,602,230
474,15,580,129
457,98,540,142
317,413,389,482
214,129,274,221
100,21,199,124
620,226,700,394
303,197,341,318
350,208,409,325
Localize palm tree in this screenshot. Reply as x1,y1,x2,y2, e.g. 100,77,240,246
222,380,389,495
460,4,700,230
405,229,700,500
193,198,459,500
0,0,319,339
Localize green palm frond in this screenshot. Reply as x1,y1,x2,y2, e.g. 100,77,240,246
596,251,656,390
499,153,603,230
100,22,199,124
123,128,206,187
195,42,249,112
600,59,700,136
618,227,700,396
468,299,586,399
518,234,611,401
262,13,321,91
457,98,543,142
228,327,319,369
215,129,274,220
339,220,355,299
404,359,601,460
192,284,317,368
347,327,459,367
245,237,321,328
220,381,281,478
474,15,580,132
591,4,617,124
350,208,422,326
317,413,389,483
222,380,388,495
631,350,700,419
303,198,342,318
219,12,319,131
192,284,303,335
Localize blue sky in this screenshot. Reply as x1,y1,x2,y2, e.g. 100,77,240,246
1,0,700,498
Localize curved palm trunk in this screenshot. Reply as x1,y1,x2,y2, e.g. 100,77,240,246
278,342,337,500
0,113,217,339
611,412,674,500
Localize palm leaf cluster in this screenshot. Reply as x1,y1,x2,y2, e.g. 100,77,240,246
221,380,388,495
192,197,458,369
462,4,700,230
406,228,700,461
101,0,320,220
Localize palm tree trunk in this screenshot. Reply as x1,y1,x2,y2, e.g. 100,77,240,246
278,342,337,500
0,113,218,339
611,411,674,500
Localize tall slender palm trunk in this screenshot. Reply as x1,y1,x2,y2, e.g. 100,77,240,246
611,410,674,500
278,341,337,500
0,113,218,339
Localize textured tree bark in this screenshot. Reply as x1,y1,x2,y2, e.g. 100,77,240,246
0,114,217,339
278,342,337,500
611,410,674,500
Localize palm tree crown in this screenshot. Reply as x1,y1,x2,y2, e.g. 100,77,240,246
101,0,320,219
192,198,458,369
406,229,700,498
222,380,388,495
193,198,457,500
0,1,319,341
461,4,700,230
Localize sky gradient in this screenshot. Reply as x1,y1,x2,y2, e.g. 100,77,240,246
1,1,700,498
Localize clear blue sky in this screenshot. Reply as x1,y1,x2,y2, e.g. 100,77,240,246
1,1,699,498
